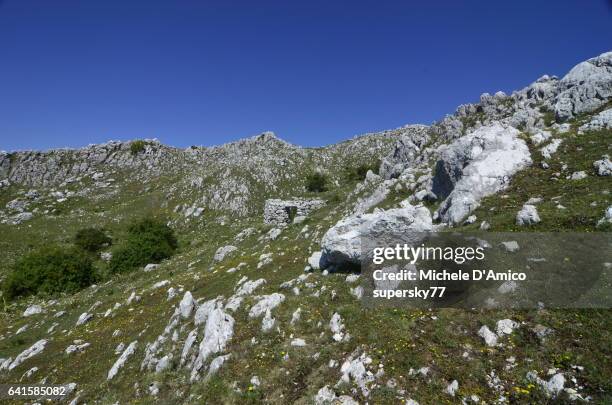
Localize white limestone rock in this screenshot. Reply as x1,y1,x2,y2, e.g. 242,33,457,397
433,124,532,225
207,354,231,379
65,342,90,354
76,312,93,326
330,312,346,342
339,352,375,397
496,319,519,336
570,171,587,180
249,293,285,318
194,298,222,326
308,251,323,270
445,380,459,397
554,52,612,121
8,339,47,371
578,108,612,133
107,341,137,380
478,325,498,346
291,338,306,347
23,305,43,317
261,309,275,332
516,204,541,226
594,155,612,176
321,204,432,267
214,245,237,262
500,241,519,252
290,308,302,325
179,291,195,319
597,205,612,227
190,308,235,381
530,130,552,145
540,139,562,159
143,263,159,272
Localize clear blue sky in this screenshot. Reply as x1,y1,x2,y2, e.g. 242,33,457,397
0,0,611,151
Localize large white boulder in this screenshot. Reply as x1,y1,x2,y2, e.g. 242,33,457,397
321,204,432,267
433,124,532,225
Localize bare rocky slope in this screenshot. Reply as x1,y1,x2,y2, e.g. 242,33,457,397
0,52,610,404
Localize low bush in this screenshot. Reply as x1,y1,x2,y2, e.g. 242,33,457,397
347,160,381,181
130,140,147,155
3,246,96,299
306,172,328,192
109,217,178,273
74,227,111,252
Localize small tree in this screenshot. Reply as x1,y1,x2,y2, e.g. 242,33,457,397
109,217,178,273
3,246,96,299
130,140,147,155
74,227,111,252
306,172,328,192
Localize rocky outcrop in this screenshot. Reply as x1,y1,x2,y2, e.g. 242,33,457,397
554,52,612,121
0,140,177,187
263,198,326,225
378,125,430,179
433,124,532,225
579,108,612,134
321,203,433,267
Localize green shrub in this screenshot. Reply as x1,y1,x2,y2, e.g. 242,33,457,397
3,246,96,299
130,140,147,155
306,172,328,192
74,227,111,252
347,160,381,181
109,217,178,273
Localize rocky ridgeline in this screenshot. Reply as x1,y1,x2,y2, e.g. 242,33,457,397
0,139,183,187
320,51,612,267
1,130,402,220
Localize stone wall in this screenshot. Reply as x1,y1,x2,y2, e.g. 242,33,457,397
264,198,326,225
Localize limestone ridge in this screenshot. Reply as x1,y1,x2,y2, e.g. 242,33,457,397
321,51,612,266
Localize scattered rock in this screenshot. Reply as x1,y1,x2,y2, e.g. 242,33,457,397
445,380,459,396
330,312,347,342
500,241,519,252
214,245,237,262
593,155,612,176
179,291,195,319
570,171,587,180
144,263,159,272
578,108,612,133
76,312,93,326
23,305,43,317
516,204,540,226
107,341,137,380
8,339,47,370
478,325,497,346
496,319,519,336
308,251,323,270
291,338,306,347
248,294,285,318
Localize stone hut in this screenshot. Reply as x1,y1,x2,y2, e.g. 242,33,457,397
263,198,326,225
